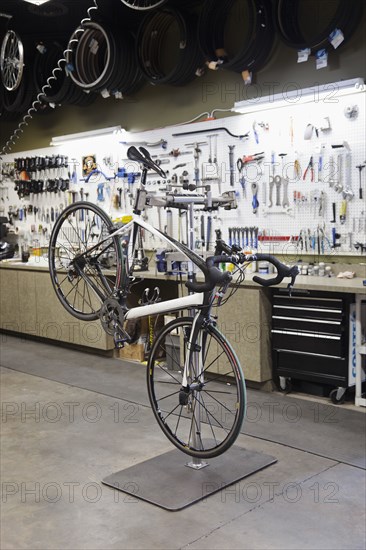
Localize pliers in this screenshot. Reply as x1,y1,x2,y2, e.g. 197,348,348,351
303,156,314,182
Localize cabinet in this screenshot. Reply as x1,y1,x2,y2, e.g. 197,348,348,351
0,267,113,350
271,288,354,394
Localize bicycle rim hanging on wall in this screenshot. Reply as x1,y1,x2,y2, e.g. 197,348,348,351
0,30,24,92
120,0,168,10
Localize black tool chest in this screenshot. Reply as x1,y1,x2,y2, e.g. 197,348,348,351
271,289,354,390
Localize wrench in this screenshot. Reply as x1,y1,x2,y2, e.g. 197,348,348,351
268,175,280,207
251,183,259,213
275,179,282,206
282,178,289,208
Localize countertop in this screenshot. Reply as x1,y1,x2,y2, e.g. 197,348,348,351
1,257,365,294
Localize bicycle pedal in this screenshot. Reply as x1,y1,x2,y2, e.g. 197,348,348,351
113,332,131,349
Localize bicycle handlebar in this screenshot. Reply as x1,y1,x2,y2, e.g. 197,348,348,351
185,251,299,294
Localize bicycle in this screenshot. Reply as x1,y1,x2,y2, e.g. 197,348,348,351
48,146,299,459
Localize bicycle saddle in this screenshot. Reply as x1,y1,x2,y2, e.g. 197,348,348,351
127,146,166,178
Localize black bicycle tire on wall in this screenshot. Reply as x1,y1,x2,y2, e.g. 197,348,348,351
274,0,363,51
198,0,275,74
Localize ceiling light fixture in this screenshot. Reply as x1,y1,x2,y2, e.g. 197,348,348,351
232,78,365,115
50,126,124,146
22,1,52,6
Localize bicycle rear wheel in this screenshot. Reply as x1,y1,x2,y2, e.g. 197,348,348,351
147,316,246,458
49,202,123,321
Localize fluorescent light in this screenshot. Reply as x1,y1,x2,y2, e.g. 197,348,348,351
50,126,123,146
22,1,51,5
232,78,365,114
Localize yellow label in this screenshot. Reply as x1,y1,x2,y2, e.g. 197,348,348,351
113,215,133,224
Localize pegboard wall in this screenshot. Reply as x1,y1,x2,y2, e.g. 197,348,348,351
1,83,365,257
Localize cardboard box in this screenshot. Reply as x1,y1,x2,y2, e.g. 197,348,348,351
118,343,145,362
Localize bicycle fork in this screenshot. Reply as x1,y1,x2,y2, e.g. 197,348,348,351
180,312,206,458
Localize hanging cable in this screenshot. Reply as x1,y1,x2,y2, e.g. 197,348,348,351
1,0,99,155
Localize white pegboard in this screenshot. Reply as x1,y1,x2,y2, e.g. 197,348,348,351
0,85,365,256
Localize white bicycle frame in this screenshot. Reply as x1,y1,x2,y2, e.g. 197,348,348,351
93,212,206,321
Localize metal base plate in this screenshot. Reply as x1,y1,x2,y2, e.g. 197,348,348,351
102,446,277,511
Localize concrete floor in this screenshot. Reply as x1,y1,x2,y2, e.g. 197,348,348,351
1,337,366,550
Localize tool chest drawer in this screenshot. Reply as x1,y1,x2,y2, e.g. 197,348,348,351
272,350,347,386
272,330,343,357
271,289,354,389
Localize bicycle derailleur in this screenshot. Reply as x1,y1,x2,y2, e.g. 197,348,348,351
99,297,130,349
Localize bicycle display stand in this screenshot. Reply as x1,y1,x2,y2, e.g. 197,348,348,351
102,447,277,511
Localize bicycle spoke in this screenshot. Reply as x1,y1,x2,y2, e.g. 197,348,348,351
200,393,218,447
156,389,181,403
204,390,236,416
192,393,229,433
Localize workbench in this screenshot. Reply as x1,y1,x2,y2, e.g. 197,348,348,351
1,259,365,403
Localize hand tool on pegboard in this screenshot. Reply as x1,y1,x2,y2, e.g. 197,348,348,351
185,142,207,186
228,145,235,187
251,183,259,213
236,159,246,197
356,163,365,200
303,156,314,182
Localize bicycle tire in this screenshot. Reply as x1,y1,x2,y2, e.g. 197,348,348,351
120,0,168,10
49,201,124,321
147,316,246,458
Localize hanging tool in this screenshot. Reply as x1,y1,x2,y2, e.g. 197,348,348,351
279,153,287,179
228,145,235,187
253,121,259,144
251,183,259,213
185,142,206,185
318,144,326,182
237,159,246,197
120,138,167,149
340,200,347,224
282,179,289,208
294,154,301,180
275,178,282,206
202,135,220,191
173,127,249,140
200,215,205,248
332,227,341,249
97,183,105,202
356,163,365,200
303,156,314,182
268,175,280,207
330,203,336,223
206,215,212,252
158,149,191,158
241,152,265,164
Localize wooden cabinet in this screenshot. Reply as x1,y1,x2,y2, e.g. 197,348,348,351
0,267,113,350
215,287,272,383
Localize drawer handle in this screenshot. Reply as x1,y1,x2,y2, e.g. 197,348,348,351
272,329,341,340
273,316,341,325
274,305,342,314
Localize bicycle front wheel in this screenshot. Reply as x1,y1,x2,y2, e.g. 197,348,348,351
49,201,123,321
147,317,246,458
